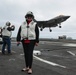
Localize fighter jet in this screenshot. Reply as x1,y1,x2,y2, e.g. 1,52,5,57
34,15,70,32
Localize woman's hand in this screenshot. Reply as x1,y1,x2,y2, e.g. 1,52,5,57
17,41,20,46
35,43,38,46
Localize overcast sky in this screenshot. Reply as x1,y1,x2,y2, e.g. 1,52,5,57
0,0,76,39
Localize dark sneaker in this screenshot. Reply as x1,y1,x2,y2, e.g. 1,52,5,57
1,52,5,55
8,53,12,55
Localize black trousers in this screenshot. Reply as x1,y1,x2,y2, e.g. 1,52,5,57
22,40,35,68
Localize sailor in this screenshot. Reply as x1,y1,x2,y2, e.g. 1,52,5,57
2,21,15,54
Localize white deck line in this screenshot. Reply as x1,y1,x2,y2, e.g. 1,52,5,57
33,55,66,68
67,51,75,56
63,43,76,47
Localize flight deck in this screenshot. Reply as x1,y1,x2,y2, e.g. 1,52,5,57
0,39,76,75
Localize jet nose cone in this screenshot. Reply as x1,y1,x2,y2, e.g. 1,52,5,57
66,16,70,19
65,16,70,20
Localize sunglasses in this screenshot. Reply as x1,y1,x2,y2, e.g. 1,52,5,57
26,15,33,18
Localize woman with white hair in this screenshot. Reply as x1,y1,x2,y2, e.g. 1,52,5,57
17,11,39,74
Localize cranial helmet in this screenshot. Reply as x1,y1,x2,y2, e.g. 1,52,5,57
6,21,11,26
25,11,34,18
